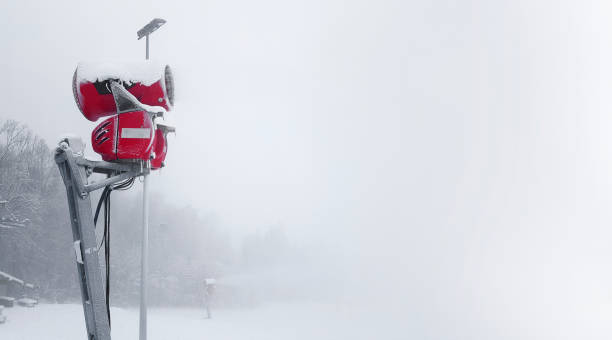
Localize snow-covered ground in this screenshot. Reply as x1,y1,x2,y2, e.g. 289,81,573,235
0,302,403,340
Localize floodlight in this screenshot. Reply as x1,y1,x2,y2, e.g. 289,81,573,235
137,18,166,40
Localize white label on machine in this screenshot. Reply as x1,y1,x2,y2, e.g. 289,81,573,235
121,128,151,138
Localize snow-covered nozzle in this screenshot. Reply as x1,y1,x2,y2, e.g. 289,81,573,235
73,61,174,121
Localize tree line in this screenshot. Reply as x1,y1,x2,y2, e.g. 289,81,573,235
0,119,234,306
0,119,310,307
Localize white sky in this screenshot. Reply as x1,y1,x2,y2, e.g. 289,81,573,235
3,1,612,338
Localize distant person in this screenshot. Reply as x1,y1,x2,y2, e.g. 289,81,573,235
203,279,216,319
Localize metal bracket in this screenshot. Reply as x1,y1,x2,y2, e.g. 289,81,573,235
55,142,144,340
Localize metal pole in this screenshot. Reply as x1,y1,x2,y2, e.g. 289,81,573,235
139,172,149,340
140,34,150,340
137,18,164,338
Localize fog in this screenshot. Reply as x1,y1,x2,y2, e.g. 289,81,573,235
2,0,612,339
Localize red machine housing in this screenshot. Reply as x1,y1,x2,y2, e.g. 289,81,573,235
92,111,155,162
77,62,175,166
73,64,174,122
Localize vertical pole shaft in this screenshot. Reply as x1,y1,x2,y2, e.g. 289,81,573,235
140,32,151,340
139,173,149,340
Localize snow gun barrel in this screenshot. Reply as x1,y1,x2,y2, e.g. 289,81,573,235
73,62,174,122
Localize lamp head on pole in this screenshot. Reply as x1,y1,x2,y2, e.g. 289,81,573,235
137,18,166,40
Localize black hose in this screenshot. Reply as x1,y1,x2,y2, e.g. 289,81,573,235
93,176,137,329
94,186,111,227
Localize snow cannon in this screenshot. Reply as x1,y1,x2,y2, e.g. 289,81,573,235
73,61,174,122
90,81,161,162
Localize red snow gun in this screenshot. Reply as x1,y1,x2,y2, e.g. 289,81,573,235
72,62,175,166
73,62,174,121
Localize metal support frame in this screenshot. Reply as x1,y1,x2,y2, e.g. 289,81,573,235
55,141,143,340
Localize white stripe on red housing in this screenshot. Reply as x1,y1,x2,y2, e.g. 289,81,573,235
121,128,151,139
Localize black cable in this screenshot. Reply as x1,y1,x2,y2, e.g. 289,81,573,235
96,188,111,250
93,185,113,328
96,177,132,249
94,186,111,228
93,175,137,329
113,177,135,191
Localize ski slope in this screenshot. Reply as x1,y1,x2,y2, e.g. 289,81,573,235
0,302,403,340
